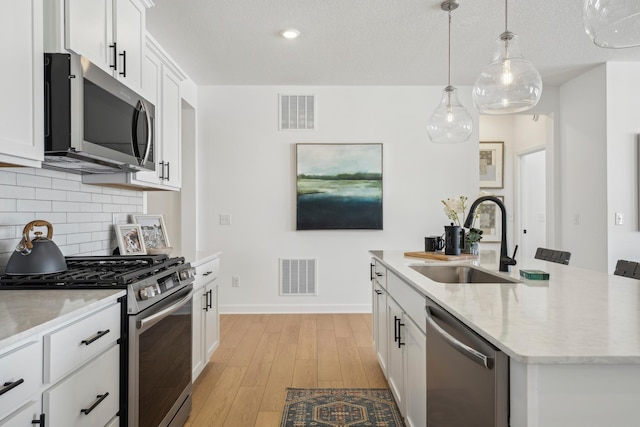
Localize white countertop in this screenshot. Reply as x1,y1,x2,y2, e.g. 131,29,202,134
371,250,640,364
0,289,125,349
189,250,222,267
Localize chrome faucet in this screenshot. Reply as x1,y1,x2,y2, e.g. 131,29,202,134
464,195,518,272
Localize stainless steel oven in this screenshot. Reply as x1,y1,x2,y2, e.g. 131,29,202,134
129,283,193,427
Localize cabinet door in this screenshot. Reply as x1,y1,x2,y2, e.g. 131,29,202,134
373,284,388,375
403,315,426,427
191,287,205,381
204,282,219,360
65,0,113,72
160,65,182,188
0,0,43,167
0,400,42,427
114,0,144,90
386,298,405,416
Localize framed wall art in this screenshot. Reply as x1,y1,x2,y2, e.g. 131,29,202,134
296,143,383,230
477,196,503,242
116,224,146,256
134,214,171,250
479,141,504,188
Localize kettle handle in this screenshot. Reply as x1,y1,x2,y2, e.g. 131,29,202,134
21,220,54,250
460,227,466,249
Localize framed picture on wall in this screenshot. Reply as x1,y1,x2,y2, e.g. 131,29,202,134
476,195,503,242
295,143,383,230
479,141,504,188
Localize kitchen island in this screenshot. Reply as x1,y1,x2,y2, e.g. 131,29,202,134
371,250,640,427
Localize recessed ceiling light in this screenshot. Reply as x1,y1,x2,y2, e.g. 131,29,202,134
281,29,300,39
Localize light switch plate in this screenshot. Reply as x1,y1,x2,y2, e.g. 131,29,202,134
219,214,231,225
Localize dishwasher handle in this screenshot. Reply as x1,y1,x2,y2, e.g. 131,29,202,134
425,306,492,369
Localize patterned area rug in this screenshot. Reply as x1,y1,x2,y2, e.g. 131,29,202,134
280,388,405,427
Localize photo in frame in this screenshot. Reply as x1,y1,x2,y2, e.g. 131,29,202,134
479,141,504,188
296,143,383,230
116,224,146,256
133,214,171,250
477,196,503,242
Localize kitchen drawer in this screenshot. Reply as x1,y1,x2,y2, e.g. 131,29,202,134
387,271,426,333
43,344,120,427
373,259,387,289
0,400,41,426
194,257,220,288
44,302,121,384
105,414,120,427
0,340,41,421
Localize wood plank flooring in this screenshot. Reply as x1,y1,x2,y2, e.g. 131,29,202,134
185,313,387,427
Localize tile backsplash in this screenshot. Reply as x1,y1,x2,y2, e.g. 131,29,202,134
0,167,143,270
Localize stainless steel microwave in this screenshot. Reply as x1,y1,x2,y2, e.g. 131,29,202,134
43,53,155,174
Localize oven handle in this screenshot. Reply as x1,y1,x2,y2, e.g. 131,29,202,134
137,289,193,332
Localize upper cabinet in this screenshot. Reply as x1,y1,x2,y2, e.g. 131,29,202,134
0,0,44,168
64,0,145,91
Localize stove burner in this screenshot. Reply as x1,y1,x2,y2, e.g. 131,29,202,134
0,255,186,289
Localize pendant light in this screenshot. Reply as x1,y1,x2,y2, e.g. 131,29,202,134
583,0,640,48
472,0,542,114
427,0,473,144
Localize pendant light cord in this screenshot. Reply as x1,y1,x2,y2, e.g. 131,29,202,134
447,9,452,87
504,0,508,32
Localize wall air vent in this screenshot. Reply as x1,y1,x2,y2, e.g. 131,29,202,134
279,94,316,130
280,258,317,295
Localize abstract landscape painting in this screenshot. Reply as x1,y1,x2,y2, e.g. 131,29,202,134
296,143,383,230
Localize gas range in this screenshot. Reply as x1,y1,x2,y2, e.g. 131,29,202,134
0,255,195,314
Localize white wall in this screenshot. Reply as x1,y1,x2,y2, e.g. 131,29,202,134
197,85,480,313
559,65,608,271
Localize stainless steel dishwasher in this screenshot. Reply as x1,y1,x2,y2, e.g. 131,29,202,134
425,299,508,427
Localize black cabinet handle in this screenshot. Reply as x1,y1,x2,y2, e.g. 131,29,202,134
159,161,165,180
31,414,45,426
370,263,375,281
0,378,24,396
81,392,109,415
397,320,405,348
81,329,110,346
374,289,382,295
109,43,117,70
203,271,213,277
119,50,127,77
207,289,213,310
165,162,170,181
375,272,383,277
393,316,399,343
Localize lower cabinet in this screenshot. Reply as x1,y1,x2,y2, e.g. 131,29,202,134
0,295,123,426
371,258,426,427
192,255,221,381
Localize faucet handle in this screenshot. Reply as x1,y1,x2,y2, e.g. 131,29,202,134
501,245,518,266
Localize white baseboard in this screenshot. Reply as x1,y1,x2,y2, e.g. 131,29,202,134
219,303,372,314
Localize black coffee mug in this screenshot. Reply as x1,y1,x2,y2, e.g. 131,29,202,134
425,236,445,252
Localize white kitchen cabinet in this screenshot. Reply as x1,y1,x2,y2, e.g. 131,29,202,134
64,0,145,91
192,255,220,381
371,258,426,426
0,295,123,426
0,0,44,168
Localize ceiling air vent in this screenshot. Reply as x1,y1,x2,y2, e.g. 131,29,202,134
279,94,316,130
280,258,317,295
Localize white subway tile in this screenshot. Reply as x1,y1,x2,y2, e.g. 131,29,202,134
102,187,124,196
0,185,35,199
36,213,67,223
17,174,52,188
53,235,67,246
92,231,111,241
66,213,92,223
52,178,81,191
52,223,79,235
92,193,113,203
80,241,103,253
0,239,16,253
0,226,18,239
35,168,66,178
52,201,81,212
102,204,122,213
80,202,103,213
35,188,67,201
0,199,16,212
0,171,17,185
64,172,82,182
0,212,36,225
79,222,102,233
59,244,80,256
80,183,103,193
67,192,92,202
8,168,34,175
17,200,52,212
92,213,113,222
67,232,93,245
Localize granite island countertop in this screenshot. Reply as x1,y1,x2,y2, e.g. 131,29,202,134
0,289,126,349
371,250,640,364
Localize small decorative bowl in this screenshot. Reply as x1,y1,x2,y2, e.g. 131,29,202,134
147,247,173,255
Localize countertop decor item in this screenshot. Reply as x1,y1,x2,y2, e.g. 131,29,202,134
5,220,67,275
115,224,146,256
427,0,473,144
134,214,171,251
280,388,403,427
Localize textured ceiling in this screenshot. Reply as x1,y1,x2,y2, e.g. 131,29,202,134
146,0,640,86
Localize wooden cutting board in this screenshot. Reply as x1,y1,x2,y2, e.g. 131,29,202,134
404,251,478,261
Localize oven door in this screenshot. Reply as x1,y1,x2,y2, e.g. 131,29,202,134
128,285,193,427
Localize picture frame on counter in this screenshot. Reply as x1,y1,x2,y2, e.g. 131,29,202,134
134,214,171,253
477,195,503,242
116,224,147,256
479,141,504,188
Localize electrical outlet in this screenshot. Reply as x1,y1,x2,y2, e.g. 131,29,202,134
219,214,231,225
615,212,624,225
232,276,240,287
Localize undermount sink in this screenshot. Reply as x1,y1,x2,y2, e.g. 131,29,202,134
409,264,519,284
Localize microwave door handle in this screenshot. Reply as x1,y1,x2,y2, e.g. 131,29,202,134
139,99,153,165
131,101,142,162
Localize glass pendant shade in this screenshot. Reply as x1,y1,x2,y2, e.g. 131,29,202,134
428,86,473,144
473,32,543,114
584,0,640,48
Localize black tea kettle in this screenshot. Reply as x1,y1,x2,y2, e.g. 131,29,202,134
5,220,67,275
444,223,466,256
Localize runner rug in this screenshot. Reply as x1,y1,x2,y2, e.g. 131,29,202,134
280,388,405,427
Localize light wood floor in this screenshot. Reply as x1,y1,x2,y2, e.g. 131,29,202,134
185,313,387,427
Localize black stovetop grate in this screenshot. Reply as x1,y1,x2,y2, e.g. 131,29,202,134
0,255,185,288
